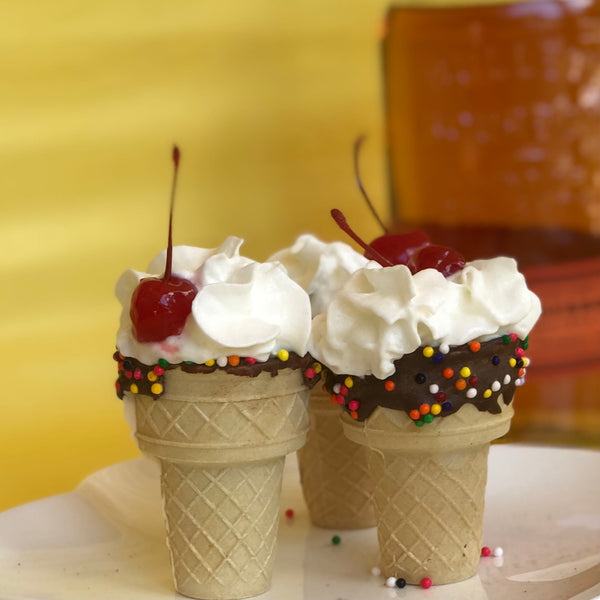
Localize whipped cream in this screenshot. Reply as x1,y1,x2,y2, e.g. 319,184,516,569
268,234,369,316
309,257,542,379
116,236,312,365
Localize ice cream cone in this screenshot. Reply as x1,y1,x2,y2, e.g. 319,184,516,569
128,367,310,600
297,387,375,529
341,399,513,585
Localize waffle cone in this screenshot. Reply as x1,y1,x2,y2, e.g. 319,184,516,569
297,388,375,529
341,399,513,584
127,367,310,600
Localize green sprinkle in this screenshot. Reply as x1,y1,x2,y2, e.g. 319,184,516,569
521,341,529,350
423,414,434,424
502,334,511,344
332,535,341,545
158,358,169,368
415,420,425,427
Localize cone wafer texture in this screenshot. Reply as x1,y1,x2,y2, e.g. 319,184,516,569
342,401,513,584
126,367,310,599
297,387,375,529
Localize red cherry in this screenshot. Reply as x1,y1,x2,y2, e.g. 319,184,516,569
129,146,198,343
335,138,465,277
365,231,430,265
130,276,197,343
407,244,466,277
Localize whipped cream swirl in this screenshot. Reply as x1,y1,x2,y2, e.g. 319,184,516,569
268,234,369,316
116,237,312,365
309,257,542,379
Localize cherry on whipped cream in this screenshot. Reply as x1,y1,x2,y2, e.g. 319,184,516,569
130,146,198,343
407,244,466,277
365,231,430,266
339,135,465,277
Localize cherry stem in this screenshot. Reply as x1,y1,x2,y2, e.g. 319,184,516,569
353,135,388,234
331,209,394,267
164,145,180,281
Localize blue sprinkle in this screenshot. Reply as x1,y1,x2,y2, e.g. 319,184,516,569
492,355,500,366
442,401,452,412
433,352,444,364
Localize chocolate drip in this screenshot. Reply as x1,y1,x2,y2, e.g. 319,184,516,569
321,337,528,423
113,351,319,400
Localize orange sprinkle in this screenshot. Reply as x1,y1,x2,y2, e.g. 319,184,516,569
331,394,338,404
455,378,467,390
350,410,358,420
519,368,525,377
443,368,454,379
409,409,421,420
228,355,240,367
469,341,481,352
385,380,395,391
419,403,430,415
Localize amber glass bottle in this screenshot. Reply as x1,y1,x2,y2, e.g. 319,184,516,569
383,0,600,444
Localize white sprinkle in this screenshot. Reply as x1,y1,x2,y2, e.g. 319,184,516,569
371,566,381,576
466,388,477,398
429,384,439,394
440,343,450,354
333,383,341,394
515,377,525,387
385,577,397,588
493,546,504,557
491,381,501,392
216,356,228,367
504,374,512,385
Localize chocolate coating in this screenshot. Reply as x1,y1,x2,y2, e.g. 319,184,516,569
321,337,528,423
114,351,319,401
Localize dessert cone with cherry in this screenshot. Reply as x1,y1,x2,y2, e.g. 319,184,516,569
115,148,312,600
319,201,536,584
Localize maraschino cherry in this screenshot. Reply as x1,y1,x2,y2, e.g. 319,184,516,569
407,244,466,277
366,230,430,266
129,146,198,343
333,136,466,277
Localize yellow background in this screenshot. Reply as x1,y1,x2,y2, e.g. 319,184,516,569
0,1,396,511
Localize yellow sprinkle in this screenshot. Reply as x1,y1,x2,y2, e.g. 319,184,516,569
483,389,492,398
313,362,322,374
422,346,434,358
205,359,215,367
431,403,442,415
151,383,163,395
147,371,158,382
344,376,354,388
460,366,471,378
509,358,517,367
129,383,139,394
277,349,290,362
523,357,529,367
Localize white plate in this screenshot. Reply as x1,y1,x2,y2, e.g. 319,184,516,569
1,445,599,600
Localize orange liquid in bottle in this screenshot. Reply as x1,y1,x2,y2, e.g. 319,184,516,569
383,0,600,444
